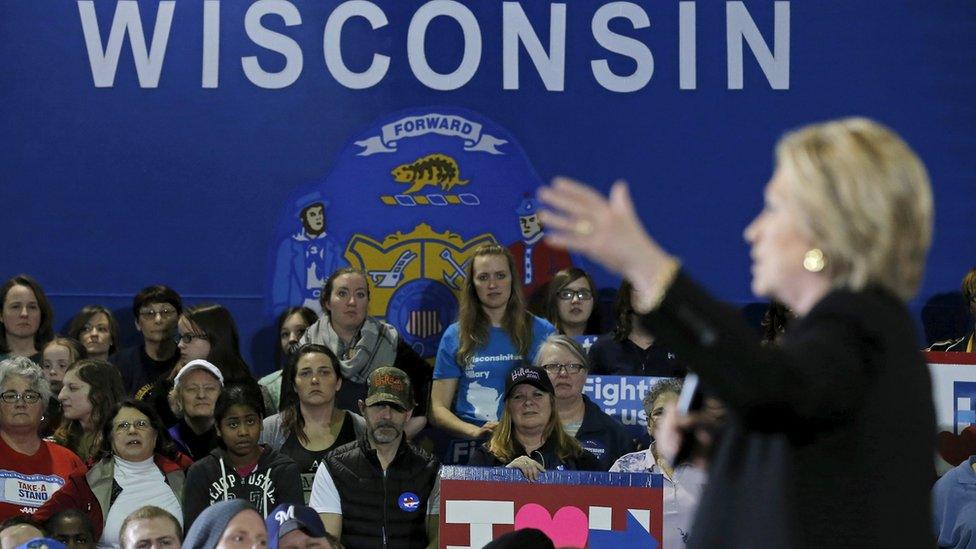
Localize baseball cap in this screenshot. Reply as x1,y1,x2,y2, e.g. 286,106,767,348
365,367,414,410
504,365,554,400
265,503,327,549
174,359,224,387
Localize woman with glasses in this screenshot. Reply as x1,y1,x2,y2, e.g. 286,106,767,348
66,306,120,363
0,275,55,364
260,344,365,503
468,365,600,478
535,334,633,470
588,280,686,377
36,399,192,546
54,359,126,462
544,268,602,337
0,357,84,522
432,245,555,441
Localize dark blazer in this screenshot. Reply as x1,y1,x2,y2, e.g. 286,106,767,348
641,273,935,548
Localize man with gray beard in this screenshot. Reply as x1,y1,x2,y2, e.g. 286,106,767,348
309,367,439,549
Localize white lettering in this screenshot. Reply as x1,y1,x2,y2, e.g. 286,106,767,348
445,500,514,549
726,1,790,89
202,0,220,88
407,0,482,91
242,0,304,89
324,1,390,89
502,2,566,91
77,0,175,88
679,1,696,89
591,2,653,93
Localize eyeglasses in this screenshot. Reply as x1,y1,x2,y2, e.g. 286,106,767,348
114,419,152,432
558,289,593,301
174,333,209,344
0,390,43,404
139,307,178,320
542,363,585,375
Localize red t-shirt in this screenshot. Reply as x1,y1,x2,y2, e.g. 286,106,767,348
0,436,84,521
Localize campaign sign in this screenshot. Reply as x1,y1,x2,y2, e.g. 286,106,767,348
584,375,671,445
439,466,663,549
927,352,976,473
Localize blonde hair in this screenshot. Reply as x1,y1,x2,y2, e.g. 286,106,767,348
487,392,583,463
456,244,533,367
776,117,932,300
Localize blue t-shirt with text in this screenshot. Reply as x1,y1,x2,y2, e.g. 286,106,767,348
434,315,555,425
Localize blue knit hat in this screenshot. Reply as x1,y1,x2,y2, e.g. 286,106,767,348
183,500,257,549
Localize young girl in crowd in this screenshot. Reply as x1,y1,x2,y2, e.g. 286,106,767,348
182,382,303,530
544,267,602,337
54,359,126,462
0,275,54,364
432,244,555,440
66,305,119,362
258,306,318,413
261,344,365,503
300,267,430,437
39,337,87,437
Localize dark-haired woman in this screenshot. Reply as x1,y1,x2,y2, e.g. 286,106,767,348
182,382,302,530
149,304,253,426
259,306,318,413
468,365,600,478
66,306,119,363
544,267,601,337
35,399,193,545
432,245,555,440
55,359,126,462
0,275,54,363
300,267,431,437
587,280,685,377
261,344,365,503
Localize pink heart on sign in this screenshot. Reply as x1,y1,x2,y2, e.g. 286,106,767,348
514,504,588,548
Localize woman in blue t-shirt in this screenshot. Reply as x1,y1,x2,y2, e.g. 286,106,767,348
432,244,554,440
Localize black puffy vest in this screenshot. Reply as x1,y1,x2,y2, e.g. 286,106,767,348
326,438,439,549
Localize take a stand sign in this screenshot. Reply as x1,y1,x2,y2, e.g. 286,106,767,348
439,466,663,548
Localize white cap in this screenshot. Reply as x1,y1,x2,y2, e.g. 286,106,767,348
174,359,224,387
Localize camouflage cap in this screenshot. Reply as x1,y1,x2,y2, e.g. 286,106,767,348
365,366,414,410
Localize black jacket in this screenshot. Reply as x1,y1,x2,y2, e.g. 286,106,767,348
641,272,935,548
468,435,602,472
182,445,303,530
575,395,635,471
325,437,439,549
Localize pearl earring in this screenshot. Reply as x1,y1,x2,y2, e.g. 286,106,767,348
803,249,826,273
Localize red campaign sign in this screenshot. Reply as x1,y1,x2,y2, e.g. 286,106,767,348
439,466,663,549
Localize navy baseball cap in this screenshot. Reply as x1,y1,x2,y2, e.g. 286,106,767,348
265,503,328,549
504,365,555,400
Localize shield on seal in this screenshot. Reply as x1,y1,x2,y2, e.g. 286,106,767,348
345,223,497,357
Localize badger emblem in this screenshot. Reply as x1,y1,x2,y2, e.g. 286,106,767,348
391,154,469,194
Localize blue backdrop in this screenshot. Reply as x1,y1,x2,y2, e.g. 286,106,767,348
2,1,973,373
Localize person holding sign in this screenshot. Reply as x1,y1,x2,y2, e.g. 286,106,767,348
468,365,600,479
535,334,633,470
537,118,935,547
